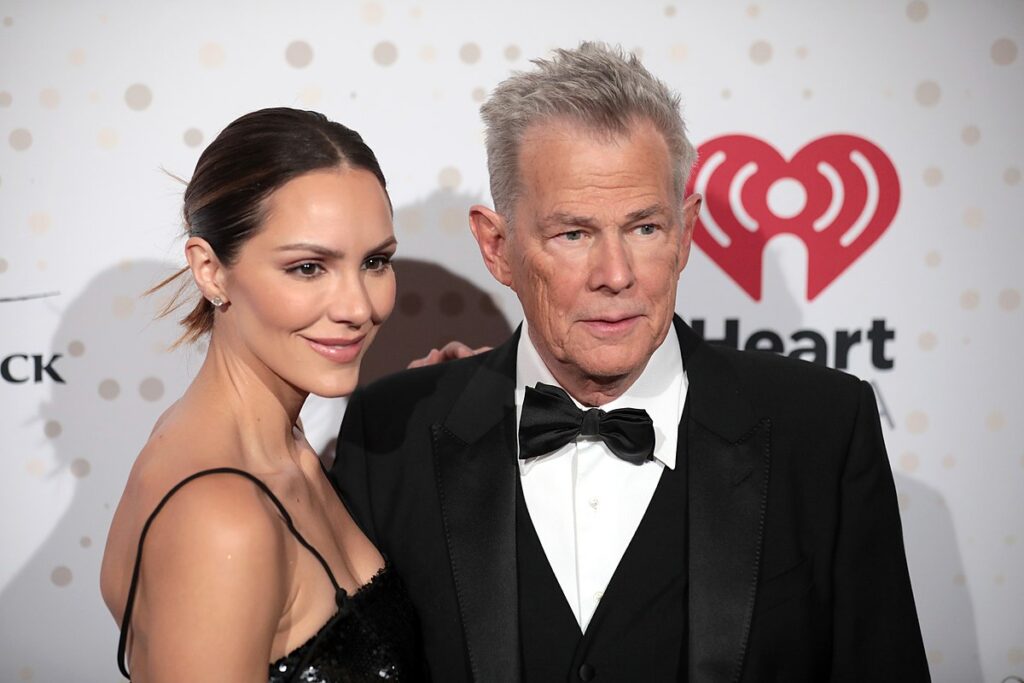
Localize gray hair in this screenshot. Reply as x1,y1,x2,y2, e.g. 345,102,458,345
480,42,697,219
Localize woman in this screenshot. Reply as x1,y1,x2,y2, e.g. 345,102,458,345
100,108,419,681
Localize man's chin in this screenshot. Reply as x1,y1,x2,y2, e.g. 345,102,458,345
565,350,650,384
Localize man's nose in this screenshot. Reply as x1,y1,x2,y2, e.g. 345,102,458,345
587,235,636,293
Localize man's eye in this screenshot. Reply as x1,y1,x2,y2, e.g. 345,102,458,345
636,224,658,236
561,230,583,241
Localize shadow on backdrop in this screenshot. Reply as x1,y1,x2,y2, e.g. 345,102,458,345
0,260,195,682
895,473,983,682
683,233,804,357
361,257,512,385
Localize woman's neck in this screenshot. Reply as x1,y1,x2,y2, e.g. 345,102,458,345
184,334,309,470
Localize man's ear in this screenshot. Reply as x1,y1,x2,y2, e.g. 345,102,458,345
469,205,514,287
676,193,702,274
184,237,229,304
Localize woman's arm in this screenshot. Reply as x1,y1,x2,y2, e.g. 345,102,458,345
128,474,288,682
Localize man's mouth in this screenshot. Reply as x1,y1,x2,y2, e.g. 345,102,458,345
579,315,642,335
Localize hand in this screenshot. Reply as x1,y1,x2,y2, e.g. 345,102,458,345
407,341,493,369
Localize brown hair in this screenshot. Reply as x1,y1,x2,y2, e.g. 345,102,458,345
153,107,388,344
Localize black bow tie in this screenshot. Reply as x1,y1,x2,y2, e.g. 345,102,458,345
519,382,655,465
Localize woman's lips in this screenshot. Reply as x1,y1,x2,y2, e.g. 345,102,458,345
304,336,365,364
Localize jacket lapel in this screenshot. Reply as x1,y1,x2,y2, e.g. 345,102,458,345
432,328,521,683
676,317,771,683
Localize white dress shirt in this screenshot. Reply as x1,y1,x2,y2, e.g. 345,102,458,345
515,321,688,631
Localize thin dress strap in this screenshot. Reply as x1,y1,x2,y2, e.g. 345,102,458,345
116,467,345,679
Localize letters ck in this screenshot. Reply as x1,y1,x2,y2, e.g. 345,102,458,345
1,354,65,384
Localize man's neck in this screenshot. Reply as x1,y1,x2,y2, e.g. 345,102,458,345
549,369,644,407
527,332,648,408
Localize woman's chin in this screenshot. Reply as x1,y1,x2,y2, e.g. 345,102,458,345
304,372,360,399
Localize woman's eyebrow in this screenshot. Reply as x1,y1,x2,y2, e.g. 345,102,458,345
275,243,345,258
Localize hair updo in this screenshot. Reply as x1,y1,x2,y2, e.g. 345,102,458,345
154,107,388,344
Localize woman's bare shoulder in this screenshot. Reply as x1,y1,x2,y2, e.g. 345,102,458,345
141,470,288,570
123,405,283,560
101,407,273,621
117,471,291,678
134,402,244,481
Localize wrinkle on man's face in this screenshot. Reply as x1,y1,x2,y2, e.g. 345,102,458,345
506,118,690,398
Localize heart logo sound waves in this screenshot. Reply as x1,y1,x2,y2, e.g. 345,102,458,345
686,134,900,301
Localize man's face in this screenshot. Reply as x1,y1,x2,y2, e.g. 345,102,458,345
500,118,698,391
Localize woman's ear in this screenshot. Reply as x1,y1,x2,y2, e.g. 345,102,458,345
184,237,229,306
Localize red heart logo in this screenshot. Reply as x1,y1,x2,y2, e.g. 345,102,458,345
686,134,900,301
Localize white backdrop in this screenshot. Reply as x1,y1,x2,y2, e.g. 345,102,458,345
1,1,1022,681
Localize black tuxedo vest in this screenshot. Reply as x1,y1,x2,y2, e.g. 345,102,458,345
517,451,689,682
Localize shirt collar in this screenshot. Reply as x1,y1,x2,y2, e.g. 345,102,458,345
514,319,687,470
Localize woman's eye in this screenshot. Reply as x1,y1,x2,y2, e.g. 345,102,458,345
289,262,324,277
364,255,392,272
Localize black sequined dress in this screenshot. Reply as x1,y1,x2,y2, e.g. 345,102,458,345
116,467,422,683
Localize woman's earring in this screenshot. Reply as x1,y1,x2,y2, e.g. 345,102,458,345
210,297,224,308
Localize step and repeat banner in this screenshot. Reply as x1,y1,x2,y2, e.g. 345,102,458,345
1,1,1021,681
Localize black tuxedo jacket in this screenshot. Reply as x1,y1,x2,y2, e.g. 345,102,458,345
332,317,929,682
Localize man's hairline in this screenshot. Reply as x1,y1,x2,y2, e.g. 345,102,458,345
495,113,688,229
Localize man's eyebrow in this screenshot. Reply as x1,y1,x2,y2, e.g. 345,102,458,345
624,204,669,223
541,212,601,229
540,205,669,229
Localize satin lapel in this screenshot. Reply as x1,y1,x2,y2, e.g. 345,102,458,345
433,328,521,683
676,317,771,683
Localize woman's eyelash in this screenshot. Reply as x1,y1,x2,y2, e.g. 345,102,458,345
286,262,325,277
364,254,393,271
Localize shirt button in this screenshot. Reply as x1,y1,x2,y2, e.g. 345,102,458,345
593,590,603,602
589,497,599,509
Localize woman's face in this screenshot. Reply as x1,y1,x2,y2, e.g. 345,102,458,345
219,168,396,398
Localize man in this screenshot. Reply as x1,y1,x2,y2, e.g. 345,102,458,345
333,43,929,682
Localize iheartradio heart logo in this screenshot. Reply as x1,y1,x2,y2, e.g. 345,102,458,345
686,134,900,301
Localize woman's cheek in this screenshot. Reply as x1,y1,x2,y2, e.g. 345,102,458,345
370,272,397,323
264,282,310,322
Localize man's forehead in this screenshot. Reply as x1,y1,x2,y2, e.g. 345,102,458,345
509,115,678,226
516,116,673,185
